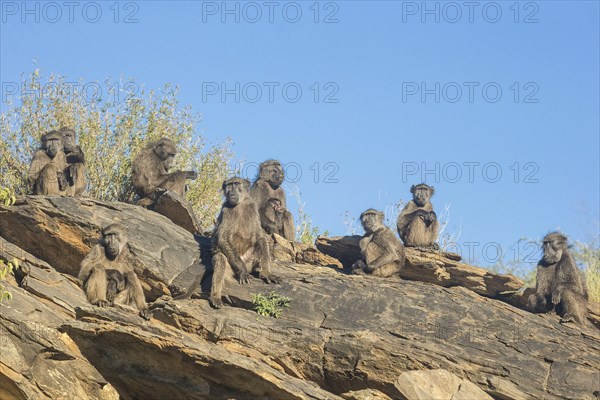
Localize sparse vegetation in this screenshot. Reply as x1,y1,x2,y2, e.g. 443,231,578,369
0,69,232,230
252,291,291,318
290,186,327,245
0,259,18,302
0,186,16,206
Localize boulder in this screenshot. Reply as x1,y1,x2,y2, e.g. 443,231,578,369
316,236,523,297
0,196,206,300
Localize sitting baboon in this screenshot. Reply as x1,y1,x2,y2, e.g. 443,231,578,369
78,223,150,319
250,160,295,241
59,127,87,196
106,269,125,306
527,232,588,325
351,209,406,277
396,183,439,249
210,177,280,309
27,131,68,195
131,138,197,205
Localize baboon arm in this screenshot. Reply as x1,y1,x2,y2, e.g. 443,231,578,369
79,245,104,284
368,230,399,270
219,237,247,274
257,234,272,274
125,271,147,311
534,264,551,294
282,211,295,242
28,151,49,188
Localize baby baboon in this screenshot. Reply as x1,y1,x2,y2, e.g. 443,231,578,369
210,177,280,309
527,232,589,325
78,223,150,319
106,269,125,306
396,183,439,249
250,160,295,241
59,127,87,196
131,138,197,205
351,209,405,277
259,197,294,239
27,131,68,195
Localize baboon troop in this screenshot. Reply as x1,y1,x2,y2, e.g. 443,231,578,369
209,177,280,309
397,183,439,250
78,223,150,319
131,137,197,206
351,209,405,277
28,127,87,196
251,160,295,241
527,232,588,325
22,131,590,327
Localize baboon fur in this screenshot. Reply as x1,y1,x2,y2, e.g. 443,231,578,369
527,232,589,325
79,223,150,319
351,209,406,277
131,137,197,204
59,127,87,196
210,177,280,309
250,160,295,241
397,183,439,249
28,130,68,195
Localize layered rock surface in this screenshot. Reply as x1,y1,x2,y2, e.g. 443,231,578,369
1,197,599,400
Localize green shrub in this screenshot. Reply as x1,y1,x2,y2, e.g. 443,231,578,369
0,69,232,230
0,186,16,206
0,259,18,302
252,291,291,318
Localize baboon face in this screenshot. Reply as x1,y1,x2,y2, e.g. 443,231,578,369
61,128,77,152
260,161,284,187
541,232,567,265
360,209,383,233
102,225,127,259
411,184,433,207
268,198,282,212
153,138,177,171
43,132,63,159
223,178,249,207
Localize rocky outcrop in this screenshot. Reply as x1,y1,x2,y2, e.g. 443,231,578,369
1,196,599,400
316,236,524,297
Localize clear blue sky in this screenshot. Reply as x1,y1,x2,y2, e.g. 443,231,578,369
1,1,598,268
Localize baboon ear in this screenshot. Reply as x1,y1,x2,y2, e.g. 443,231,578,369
410,185,416,194
430,186,435,196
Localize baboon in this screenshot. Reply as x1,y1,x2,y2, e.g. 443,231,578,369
259,197,295,239
210,177,280,309
27,131,68,195
351,209,406,277
527,232,588,325
106,269,125,305
131,138,197,205
78,223,150,319
250,160,295,241
59,127,87,196
396,183,439,249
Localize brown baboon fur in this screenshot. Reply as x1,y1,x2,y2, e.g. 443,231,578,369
209,177,280,309
397,183,439,249
527,232,589,325
27,131,68,195
78,223,150,319
351,209,406,277
250,160,295,241
131,138,197,204
106,269,125,306
59,127,87,196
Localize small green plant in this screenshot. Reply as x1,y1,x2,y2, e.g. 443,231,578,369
0,259,18,302
252,291,291,318
0,186,16,206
